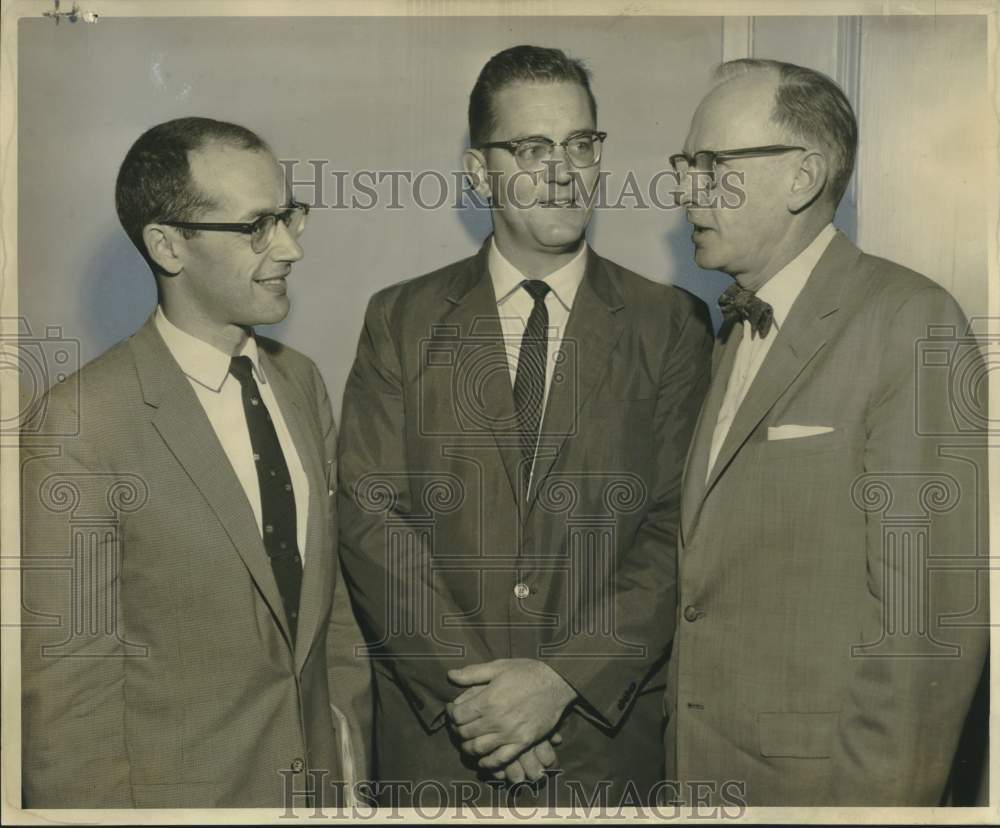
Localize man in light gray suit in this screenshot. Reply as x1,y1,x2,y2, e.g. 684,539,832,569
21,117,371,808
666,59,988,805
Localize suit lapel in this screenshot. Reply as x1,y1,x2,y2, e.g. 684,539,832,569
693,232,861,520
437,243,626,514
527,252,625,515
260,352,332,674
130,318,293,648
526,249,625,516
440,242,522,503
680,321,742,541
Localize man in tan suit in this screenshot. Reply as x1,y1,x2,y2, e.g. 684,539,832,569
666,59,988,805
20,117,371,808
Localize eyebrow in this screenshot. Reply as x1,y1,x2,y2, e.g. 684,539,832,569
506,129,594,143
237,203,291,222
506,133,551,143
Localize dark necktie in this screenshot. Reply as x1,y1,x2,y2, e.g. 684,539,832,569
718,282,775,338
228,355,303,642
512,280,552,490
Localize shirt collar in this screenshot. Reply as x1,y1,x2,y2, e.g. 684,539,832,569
488,237,588,313
756,223,837,329
154,306,264,392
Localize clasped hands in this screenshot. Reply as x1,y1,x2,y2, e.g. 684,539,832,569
446,658,576,784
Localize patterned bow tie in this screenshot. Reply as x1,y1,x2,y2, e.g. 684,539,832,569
717,283,775,338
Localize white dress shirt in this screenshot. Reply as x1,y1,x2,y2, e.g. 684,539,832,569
155,307,310,561
707,223,837,479
488,237,587,415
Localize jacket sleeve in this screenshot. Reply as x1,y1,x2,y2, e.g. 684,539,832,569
549,293,714,728
336,291,494,731
20,391,135,807
828,285,989,803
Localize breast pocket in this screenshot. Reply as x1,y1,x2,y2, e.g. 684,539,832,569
584,397,656,420
757,428,850,460
581,398,657,468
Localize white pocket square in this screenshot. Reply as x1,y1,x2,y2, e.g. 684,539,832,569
767,424,835,441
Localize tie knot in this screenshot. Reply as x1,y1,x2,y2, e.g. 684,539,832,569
229,355,255,385
717,282,775,338
521,279,552,303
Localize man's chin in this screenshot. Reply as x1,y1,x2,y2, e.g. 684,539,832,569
534,223,588,252
693,245,723,272
251,299,291,326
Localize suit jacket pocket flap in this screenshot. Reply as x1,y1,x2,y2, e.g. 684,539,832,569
757,427,848,459
757,711,839,758
585,398,656,417
131,782,222,808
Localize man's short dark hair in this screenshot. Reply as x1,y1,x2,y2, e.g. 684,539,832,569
468,45,597,147
114,116,271,273
715,59,858,206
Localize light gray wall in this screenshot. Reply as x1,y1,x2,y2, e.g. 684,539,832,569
25,16,985,418
855,15,989,323
18,16,724,417
742,14,989,323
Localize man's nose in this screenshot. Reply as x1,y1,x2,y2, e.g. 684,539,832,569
676,168,694,208
542,147,574,184
269,220,304,262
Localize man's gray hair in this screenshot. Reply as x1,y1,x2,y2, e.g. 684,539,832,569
715,59,858,206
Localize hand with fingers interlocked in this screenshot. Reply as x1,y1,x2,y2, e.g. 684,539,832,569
488,732,564,784
446,658,577,774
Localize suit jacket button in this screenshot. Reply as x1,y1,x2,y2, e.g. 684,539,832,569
683,605,700,622
513,583,530,600
291,758,305,773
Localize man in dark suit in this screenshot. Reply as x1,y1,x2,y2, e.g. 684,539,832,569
20,117,371,809
338,45,712,805
667,59,988,805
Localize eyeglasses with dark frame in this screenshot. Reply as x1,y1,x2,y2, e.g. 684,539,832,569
162,201,310,254
478,130,608,171
668,144,806,184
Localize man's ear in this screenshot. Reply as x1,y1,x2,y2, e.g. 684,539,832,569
788,150,829,213
142,224,185,276
462,148,493,201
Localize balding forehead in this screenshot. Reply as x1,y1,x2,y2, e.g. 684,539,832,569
708,72,778,117
188,144,285,211
687,72,787,149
